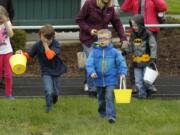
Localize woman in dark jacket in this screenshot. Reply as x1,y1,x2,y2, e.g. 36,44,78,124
76,0,128,96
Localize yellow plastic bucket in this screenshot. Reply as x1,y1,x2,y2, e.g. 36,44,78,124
114,89,132,103
9,54,27,74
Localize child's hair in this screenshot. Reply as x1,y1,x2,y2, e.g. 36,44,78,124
0,6,9,18
97,29,112,39
39,24,55,40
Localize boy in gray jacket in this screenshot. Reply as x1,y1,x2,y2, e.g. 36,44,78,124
123,15,157,98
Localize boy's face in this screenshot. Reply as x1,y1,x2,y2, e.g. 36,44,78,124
40,34,53,46
98,36,111,47
131,20,139,32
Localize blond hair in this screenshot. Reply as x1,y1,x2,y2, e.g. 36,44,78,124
96,0,113,9
97,29,112,39
0,6,9,18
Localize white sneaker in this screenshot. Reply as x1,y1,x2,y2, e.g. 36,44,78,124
84,83,88,91
151,85,157,92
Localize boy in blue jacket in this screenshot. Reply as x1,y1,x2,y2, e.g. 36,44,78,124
86,29,128,123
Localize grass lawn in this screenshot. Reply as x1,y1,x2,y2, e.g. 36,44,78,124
166,0,180,14
0,97,180,135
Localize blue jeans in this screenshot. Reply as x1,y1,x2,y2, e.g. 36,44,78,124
82,44,96,92
134,67,152,98
97,85,116,120
42,75,60,107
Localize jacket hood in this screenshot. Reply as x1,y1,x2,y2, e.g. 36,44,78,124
129,15,145,32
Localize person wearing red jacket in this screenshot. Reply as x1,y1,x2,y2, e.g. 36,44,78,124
121,0,167,94
121,0,167,40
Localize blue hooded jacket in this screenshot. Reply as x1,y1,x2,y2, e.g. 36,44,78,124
86,43,128,87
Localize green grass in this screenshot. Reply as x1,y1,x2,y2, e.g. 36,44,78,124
166,0,180,14
0,97,180,135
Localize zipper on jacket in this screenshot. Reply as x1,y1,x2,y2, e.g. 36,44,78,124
102,49,105,86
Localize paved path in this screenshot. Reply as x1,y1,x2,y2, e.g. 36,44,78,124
0,76,180,98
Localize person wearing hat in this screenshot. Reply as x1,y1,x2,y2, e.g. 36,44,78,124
86,29,128,123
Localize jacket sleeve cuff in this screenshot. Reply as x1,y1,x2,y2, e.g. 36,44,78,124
45,49,56,60
23,52,30,59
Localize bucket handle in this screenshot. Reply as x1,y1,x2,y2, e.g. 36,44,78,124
119,76,126,90
15,50,23,54
148,62,158,72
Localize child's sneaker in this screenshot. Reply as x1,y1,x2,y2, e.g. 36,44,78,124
108,118,116,124
52,95,58,104
6,96,15,100
150,85,157,93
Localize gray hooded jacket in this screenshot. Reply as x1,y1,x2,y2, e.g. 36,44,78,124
125,15,157,68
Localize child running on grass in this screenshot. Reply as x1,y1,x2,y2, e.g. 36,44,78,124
86,29,128,123
0,6,14,99
17,24,67,112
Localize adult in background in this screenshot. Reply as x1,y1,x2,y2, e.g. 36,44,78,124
121,0,167,40
120,0,167,93
81,0,120,15
76,0,128,97
0,0,14,22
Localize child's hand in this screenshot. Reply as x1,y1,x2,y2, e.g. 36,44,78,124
16,50,23,54
40,35,49,50
41,35,52,47
41,35,48,45
91,73,98,79
121,40,129,49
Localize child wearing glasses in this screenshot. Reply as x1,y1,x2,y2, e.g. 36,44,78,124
86,29,128,123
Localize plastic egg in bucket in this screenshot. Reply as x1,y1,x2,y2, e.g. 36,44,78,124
9,54,27,75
